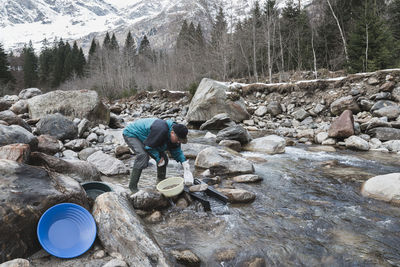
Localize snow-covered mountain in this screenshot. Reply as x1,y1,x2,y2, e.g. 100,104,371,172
0,0,311,54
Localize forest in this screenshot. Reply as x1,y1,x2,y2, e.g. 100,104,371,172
0,0,399,99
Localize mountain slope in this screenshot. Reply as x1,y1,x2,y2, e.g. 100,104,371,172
0,0,311,53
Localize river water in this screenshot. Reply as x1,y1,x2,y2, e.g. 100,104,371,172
123,133,400,266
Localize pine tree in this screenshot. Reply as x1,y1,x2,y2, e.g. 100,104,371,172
177,20,189,50
38,39,53,88
88,38,98,65
195,23,205,49
76,48,86,77
0,43,14,86
211,7,228,49
51,39,66,87
123,31,136,67
23,41,38,88
348,0,395,72
103,32,111,50
110,33,119,51
63,42,73,81
138,35,151,57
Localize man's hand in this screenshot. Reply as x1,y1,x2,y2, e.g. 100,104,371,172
157,157,165,167
182,161,194,185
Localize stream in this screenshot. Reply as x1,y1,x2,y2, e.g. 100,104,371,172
120,133,400,266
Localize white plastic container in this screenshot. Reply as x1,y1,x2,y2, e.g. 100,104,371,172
156,177,184,197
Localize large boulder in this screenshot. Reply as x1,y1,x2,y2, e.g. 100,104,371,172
27,90,110,125
36,113,78,141
216,125,252,145
199,113,235,130
18,88,42,99
0,159,88,263
328,110,355,138
92,192,169,266
87,151,129,176
195,147,254,175
30,152,101,182
243,135,286,154
186,78,250,124
0,125,38,149
361,173,400,204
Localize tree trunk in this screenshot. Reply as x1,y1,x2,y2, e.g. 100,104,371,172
326,0,349,63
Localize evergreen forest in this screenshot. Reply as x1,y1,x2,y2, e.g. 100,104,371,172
1,0,400,98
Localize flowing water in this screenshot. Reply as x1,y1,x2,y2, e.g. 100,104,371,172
120,134,400,266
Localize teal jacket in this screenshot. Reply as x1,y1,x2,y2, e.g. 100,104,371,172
123,118,186,163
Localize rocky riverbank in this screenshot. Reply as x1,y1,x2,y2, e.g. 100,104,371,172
1,69,400,266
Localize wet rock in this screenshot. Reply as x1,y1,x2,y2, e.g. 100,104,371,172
171,249,200,266
216,125,252,145
36,113,77,141
361,173,400,204
214,249,237,261
0,258,30,267
27,90,110,125
18,88,42,99
195,147,254,175
115,146,131,158
30,152,100,182
330,96,360,116
368,127,400,141
189,183,208,192
145,211,163,223
0,159,88,262
186,78,250,124
232,174,262,183
0,125,38,149
92,192,169,266
216,188,256,203
0,144,30,163
308,146,336,152
87,151,128,176
328,110,354,138
130,189,169,211
241,257,266,267
345,136,370,151
0,110,31,131
199,113,235,130
243,135,285,154
219,140,241,152
176,198,189,208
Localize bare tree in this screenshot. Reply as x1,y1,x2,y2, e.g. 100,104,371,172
326,0,349,63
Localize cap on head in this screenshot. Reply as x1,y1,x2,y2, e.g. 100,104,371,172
172,123,188,144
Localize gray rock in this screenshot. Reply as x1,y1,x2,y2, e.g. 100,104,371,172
218,140,241,152
373,105,400,119
368,127,400,141
266,101,282,116
10,100,28,115
18,88,42,99
77,118,90,138
186,78,250,124
0,125,37,149
36,113,77,141
0,110,31,131
216,125,252,145
232,174,262,183
254,106,268,117
0,159,88,262
243,135,286,154
27,90,110,125
345,136,370,151
102,259,128,267
292,108,309,121
30,152,100,182
199,113,235,130
392,86,400,102
0,258,30,267
216,188,256,203
382,140,400,152
87,151,128,176
330,96,360,116
195,147,254,175
362,173,400,204
64,139,90,151
92,192,169,266
181,143,211,159
370,100,398,112
131,189,169,210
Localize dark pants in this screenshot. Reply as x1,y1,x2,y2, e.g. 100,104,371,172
123,135,168,169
